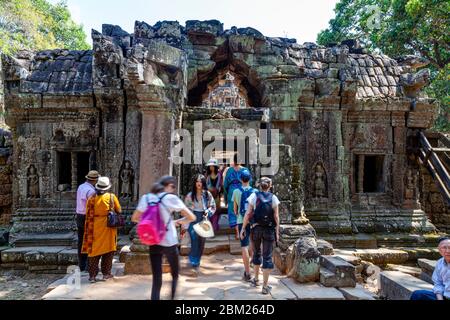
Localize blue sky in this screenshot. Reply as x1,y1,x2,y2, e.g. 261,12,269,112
49,0,339,45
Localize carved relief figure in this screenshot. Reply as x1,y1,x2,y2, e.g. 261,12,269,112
405,168,418,200
119,160,134,199
27,165,40,198
313,163,327,198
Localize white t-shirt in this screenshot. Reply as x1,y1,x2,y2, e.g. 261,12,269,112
136,192,188,247
247,192,280,209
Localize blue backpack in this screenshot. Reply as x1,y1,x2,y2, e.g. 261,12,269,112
239,187,257,217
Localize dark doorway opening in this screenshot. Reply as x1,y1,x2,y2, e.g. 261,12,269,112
363,155,385,192
77,152,91,186
57,152,72,185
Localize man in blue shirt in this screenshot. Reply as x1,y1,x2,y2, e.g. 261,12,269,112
411,236,450,300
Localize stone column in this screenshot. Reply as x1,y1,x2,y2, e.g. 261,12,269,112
357,155,365,193
138,108,174,196
71,152,77,191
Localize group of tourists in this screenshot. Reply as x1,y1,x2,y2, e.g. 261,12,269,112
75,153,280,299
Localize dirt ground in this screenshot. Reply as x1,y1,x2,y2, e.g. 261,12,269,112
0,270,61,300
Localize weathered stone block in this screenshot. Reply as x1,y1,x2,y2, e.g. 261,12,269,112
287,236,320,283
380,271,433,300
320,255,356,287
337,285,376,300
123,251,170,275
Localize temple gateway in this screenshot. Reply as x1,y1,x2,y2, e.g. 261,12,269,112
1,20,449,272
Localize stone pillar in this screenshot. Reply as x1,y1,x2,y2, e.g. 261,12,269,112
138,108,174,196
357,155,365,193
71,152,77,191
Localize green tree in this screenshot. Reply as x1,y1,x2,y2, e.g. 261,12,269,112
318,0,450,131
0,0,90,55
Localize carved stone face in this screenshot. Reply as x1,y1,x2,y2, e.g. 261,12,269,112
124,161,131,169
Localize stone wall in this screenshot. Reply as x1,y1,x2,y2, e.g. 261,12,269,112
0,55,13,226
419,166,450,233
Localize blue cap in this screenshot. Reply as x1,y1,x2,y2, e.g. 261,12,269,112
240,170,251,180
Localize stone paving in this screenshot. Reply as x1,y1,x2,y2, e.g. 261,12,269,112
42,253,376,300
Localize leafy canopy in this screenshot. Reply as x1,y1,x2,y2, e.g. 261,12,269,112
317,0,450,131
0,0,90,55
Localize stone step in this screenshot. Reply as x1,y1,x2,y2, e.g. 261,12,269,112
319,233,442,249
229,239,242,255
320,256,356,287
319,267,356,288
334,247,440,266
417,258,437,284
385,264,421,278
320,255,356,275
180,240,230,256
337,284,377,300
319,267,336,287
280,278,345,300
417,258,437,275
12,232,77,247
380,270,433,300
0,246,76,272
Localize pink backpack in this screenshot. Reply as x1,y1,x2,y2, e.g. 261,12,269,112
137,193,170,245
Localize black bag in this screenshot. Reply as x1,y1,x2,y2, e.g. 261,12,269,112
253,192,275,227
107,193,125,228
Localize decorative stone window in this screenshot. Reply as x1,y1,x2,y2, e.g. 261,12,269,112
57,151,91,191
354,154,385,193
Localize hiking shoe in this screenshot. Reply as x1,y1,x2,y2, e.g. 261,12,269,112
262,285,272,295
191,267,199,277
242,272,251,282
250,278,260,287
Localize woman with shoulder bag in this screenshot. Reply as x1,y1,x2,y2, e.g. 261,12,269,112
184,174,216,277
82,176,122,283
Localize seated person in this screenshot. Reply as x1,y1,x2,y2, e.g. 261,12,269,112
410,236,450,300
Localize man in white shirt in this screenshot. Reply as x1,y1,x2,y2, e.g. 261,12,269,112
411,237,450,300
75,170,99,272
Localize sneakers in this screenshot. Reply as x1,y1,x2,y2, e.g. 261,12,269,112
242,272,251,282
190,267,199,277
249,278,260,287
262,285,272,295
102,274,114,281
89,278,96,283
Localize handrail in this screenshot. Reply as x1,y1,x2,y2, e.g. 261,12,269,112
418,131,450,206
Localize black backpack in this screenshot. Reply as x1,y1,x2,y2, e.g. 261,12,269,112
253,192,275,227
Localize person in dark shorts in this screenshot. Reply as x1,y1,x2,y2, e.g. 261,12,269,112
240,177,280,295
232,169,257,282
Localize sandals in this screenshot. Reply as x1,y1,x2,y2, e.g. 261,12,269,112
249,278,260,287
242,272,252,282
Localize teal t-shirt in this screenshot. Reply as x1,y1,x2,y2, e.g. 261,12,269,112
232,185,253,225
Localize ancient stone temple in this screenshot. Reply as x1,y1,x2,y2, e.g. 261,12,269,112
0,19,444,265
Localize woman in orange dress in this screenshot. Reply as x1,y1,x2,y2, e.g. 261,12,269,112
82,176,121,283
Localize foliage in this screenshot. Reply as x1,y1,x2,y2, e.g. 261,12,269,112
317,0,450,131
0,0,90,55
